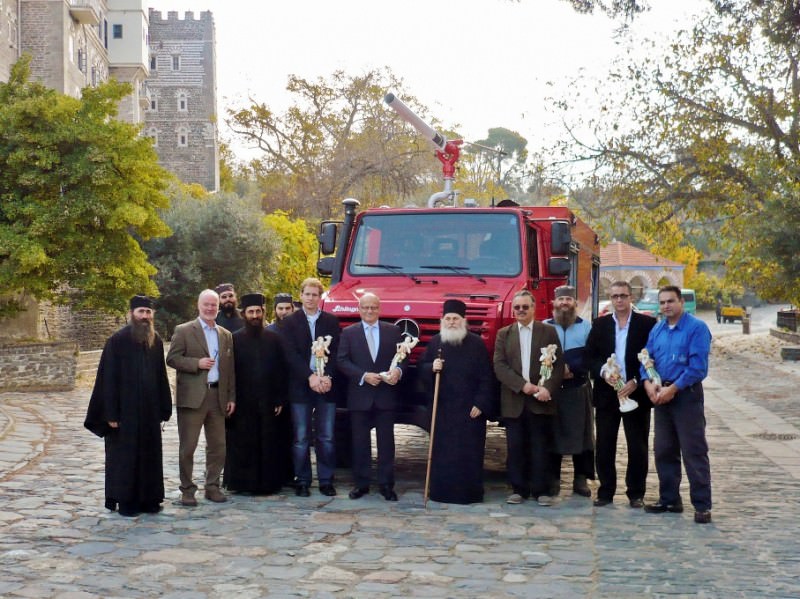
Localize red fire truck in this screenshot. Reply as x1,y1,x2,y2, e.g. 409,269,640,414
317,94,600,433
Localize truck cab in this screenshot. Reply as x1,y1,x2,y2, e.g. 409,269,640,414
318,199,600,432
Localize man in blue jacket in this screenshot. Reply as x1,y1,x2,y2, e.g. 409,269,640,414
545,285,595,499
641,285,713,524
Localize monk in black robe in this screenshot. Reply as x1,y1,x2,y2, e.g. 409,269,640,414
84,296,172,517
224,293,288,494
419,299,495,504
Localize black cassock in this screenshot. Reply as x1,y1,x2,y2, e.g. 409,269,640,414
224,327,288,494
84,326,172,513
419,332,496,504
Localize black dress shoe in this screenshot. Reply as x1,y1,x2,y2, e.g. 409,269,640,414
319,484,337,497
629,498,644,509
348,487,369,500
379,485,398,501
593,498,612,507
295,485,310,497
694,510,712,524
644,500,684,513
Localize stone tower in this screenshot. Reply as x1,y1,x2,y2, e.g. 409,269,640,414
145,9,219,191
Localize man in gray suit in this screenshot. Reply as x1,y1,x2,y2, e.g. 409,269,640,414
494,289,564,506
167,289,236,506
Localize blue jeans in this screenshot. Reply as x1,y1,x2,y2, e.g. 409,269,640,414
290,399,336,486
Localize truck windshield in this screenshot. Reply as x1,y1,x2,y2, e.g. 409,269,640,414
348,212,522,277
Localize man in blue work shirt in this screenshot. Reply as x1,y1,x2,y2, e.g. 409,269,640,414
641,285,713,524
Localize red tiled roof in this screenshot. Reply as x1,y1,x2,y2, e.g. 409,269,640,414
600,241,683,268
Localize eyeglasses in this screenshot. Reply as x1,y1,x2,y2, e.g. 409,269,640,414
360,306,379,311
512,304,531,311
610,294,630,300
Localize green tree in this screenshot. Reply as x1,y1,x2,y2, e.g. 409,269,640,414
557,0,800,304
0,56,171,314
143,187,278,335
262,211,318,302
227,69,439,218
460,127,529,201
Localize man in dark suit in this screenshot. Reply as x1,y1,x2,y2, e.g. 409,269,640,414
166,289,236,506
494,289,564,506
279,277,341,497
337,293,403,501
585,280,656,508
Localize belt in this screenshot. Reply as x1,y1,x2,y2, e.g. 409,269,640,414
207,381,219,388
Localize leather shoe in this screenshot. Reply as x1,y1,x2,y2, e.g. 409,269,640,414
593,498,612,507
348,486,369,500
295,484,310,497
204,487,228,503
644,500,684,513
379,485,398,501
694,510,712,524
629,498,644,509
319,484,337,497
180,493,198,507
573,475,591,497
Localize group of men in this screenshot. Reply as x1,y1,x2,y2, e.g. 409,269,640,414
86,278,712,525
492,282,712,524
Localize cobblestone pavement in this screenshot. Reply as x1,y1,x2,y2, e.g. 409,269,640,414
2,333,800,598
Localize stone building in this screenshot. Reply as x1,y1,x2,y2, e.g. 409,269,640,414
599,240,685,300
145,9,218,191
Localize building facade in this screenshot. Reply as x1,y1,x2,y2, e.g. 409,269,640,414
599,240,685,300
1,0,150,124
0,0,20,82
145,9,218,191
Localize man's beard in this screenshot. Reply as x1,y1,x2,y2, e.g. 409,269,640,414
131,318,155,348
554,305,577,328
439,321,468,345
245,318,264,335
221,301,237,316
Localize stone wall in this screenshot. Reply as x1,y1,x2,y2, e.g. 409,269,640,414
38,303,125,351
0,341,78,391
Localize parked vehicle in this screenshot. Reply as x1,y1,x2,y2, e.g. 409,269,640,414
316,93,601,437
318,200,600,431
636,287,696,318
721,305,745,323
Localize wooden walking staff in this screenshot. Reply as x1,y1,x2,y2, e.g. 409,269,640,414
423,349,443,508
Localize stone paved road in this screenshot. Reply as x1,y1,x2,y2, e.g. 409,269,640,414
2,343,800,598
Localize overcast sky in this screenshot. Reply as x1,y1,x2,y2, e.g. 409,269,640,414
149,0,704,159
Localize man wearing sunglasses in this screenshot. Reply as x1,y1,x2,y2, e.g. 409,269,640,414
586,281,656,508
494,289,564,506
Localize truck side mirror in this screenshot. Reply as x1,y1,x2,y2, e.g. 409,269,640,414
317,256,335,276
550,221,571,255
548,256,571,276
319,222,338,255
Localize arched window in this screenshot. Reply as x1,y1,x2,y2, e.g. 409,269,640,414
144,127,158,147
177,127,189,147
177,92,187,112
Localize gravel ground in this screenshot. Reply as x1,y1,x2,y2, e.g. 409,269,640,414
711,330,800,430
